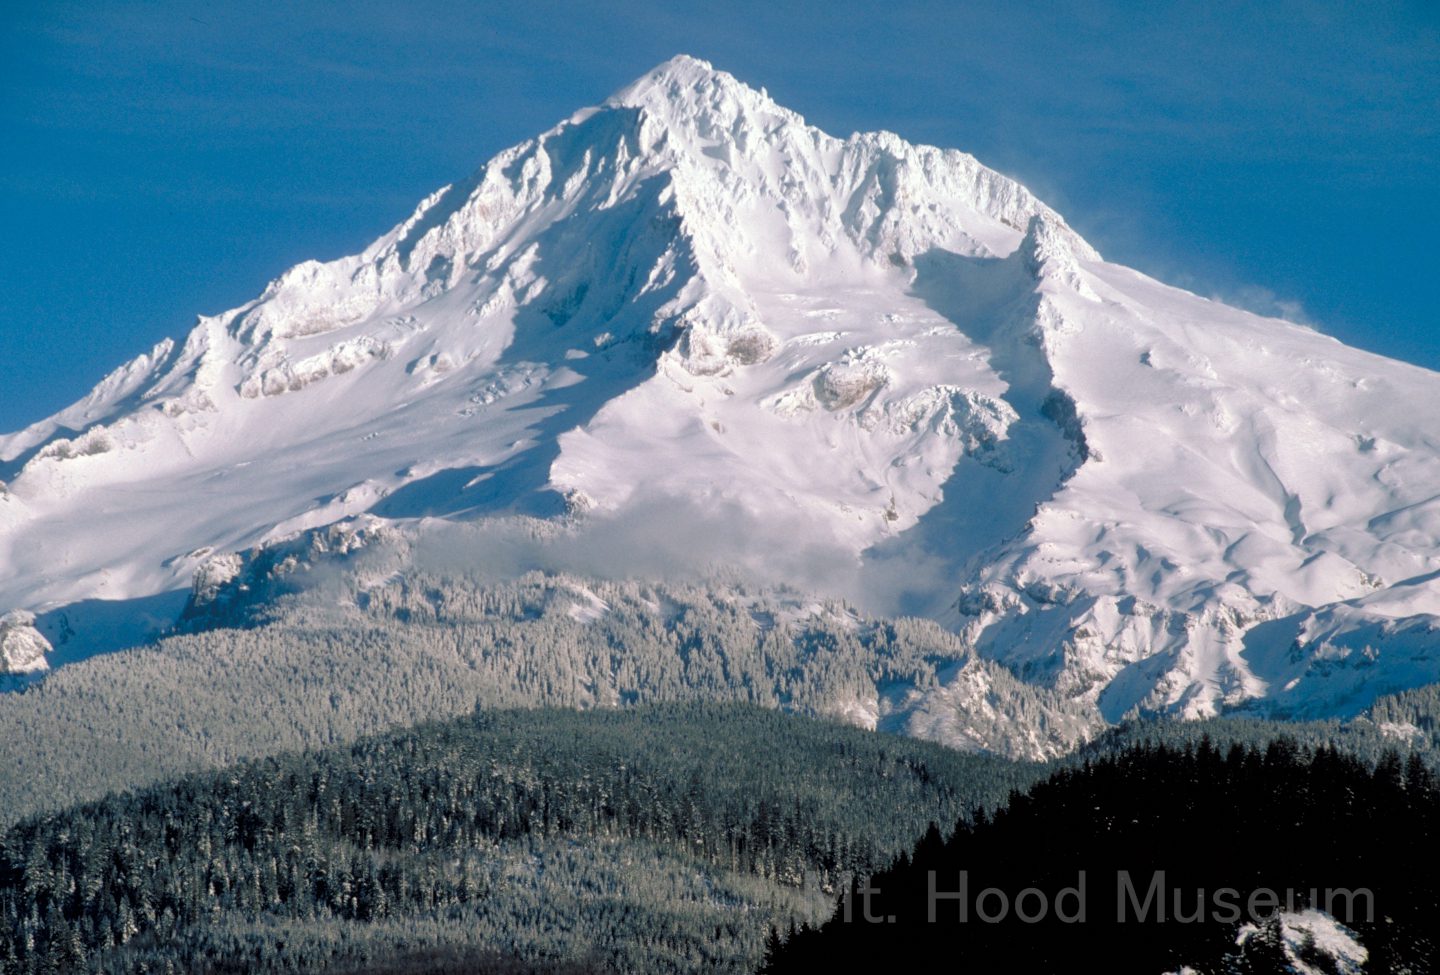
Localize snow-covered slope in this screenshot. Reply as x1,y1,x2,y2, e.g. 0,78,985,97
3,56,1438,725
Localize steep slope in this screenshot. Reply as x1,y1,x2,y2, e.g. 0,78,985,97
946,229,1440,720
0,56,1073,612
2,56,1438,727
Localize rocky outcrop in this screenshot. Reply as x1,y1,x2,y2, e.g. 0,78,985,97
0,610,51,674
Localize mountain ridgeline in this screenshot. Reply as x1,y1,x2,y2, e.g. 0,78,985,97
2,56,1439,731
2,53,1439,973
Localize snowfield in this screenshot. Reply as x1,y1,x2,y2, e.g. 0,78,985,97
3,56,1439,729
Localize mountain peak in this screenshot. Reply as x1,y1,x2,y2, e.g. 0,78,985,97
8,58,1439,729
609,54,733,102
607,54,795,128
624,53,721,87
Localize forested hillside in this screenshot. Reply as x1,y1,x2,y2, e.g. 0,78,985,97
8,698,1437,973
6,570,1440,972
0,703,1039,974
0,571,1097,826
8,568,1440,831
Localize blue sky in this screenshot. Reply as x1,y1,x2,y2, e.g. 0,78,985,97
2,0,1436,433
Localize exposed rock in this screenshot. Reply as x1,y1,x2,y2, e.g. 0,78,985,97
0,610,51,674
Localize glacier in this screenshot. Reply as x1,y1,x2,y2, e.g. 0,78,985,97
3,55,1439,728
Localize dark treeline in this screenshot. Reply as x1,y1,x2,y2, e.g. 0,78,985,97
763,737,1440,973
0,703,1038,974
1091,700,1440,769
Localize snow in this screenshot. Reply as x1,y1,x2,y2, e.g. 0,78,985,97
564,583,611,624
0,611,50,675
4,55,1440,725
1166,910,1368,975
1243,910,1368,974
1377,720,1423,742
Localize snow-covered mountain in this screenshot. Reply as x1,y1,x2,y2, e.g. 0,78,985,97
3,55,1439,724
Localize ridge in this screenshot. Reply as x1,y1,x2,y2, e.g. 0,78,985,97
4,58,1438,738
